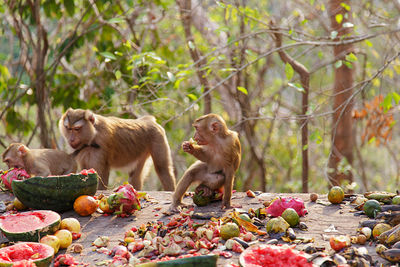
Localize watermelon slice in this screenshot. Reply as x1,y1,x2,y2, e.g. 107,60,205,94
0,242,54,267
0,210,60,242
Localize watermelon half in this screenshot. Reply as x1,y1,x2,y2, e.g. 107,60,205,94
0,210,60,242
0,242,54,267
12,169,98,212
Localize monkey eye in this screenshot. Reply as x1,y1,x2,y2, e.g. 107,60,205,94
74,127,82,132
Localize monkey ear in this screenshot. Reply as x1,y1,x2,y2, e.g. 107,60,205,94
85,110,95,124
17,145,28,156
210,121,220,134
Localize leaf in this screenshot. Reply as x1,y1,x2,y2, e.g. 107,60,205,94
216,1,226,8
392,92,400,105
288,82,305,93
108,18,125,24
334,60,343,69
310,130,322,144
285,63,294,81
188,41,195,50
364,40,373,47
115,70,121,80
63,0,75,16
381,94,393,112
237,86,248,95
343,22,354,28
340,3,351,11
187,94,197,100
167,72,175,82
232,212,267,235
335,14,343,24
99,52,117,60
330,31,338,39
345,53,357,62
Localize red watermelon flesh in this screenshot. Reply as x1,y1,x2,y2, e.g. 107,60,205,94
0,210,61,242
0,242,54,266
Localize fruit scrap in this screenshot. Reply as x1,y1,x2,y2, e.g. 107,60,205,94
92,236,110,248
246,190,256,198
54,254,88,267
231,211,267,235
266,197,307,217
329,235,351,252
0,168,30,191
107,183,144,216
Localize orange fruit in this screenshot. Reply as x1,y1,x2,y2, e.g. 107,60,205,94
328,186,344,204
73,195,98,216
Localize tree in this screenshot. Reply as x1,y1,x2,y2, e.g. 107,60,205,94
328,0,355,186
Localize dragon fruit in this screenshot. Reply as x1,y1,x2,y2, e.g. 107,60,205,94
0,168,30,191
266,197,308,217
107,183,144,215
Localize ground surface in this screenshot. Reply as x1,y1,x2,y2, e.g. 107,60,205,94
0,191,392,266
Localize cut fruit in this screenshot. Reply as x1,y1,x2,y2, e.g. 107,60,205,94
0,242,54,267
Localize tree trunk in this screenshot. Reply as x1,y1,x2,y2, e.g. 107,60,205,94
328,0,354,186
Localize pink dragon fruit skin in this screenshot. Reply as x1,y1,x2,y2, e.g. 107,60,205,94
108,183,142,215
266,197,308,217
1,168,30,191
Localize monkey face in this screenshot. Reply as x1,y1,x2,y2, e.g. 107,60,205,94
60,109,96,150
2,144,25,169
193,125,209,145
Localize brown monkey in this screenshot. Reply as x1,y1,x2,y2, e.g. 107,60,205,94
59,108,176,190
171,114,241,211
2,143,77,176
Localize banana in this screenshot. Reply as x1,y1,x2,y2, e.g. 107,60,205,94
364,191,396,204
380,248,400,263
378,224,400,243
386,225,400,246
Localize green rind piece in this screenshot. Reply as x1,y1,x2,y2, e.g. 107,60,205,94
12,173,98,212
364,199,382,218
0,210,60,242
0,242,54,267
136,255,218,267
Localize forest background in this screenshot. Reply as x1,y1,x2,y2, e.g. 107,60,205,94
0,0,399,194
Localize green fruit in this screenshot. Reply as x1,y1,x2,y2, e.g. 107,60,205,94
192,191,211,207
220,222,240,240
363,199,382,218
281,208,300,227
238,213,252,222
328,186,344,204
0,210,61,242
392,196,400,205
266,216,290,234
135,254,218,267
12,171,98,212
0,242,54,267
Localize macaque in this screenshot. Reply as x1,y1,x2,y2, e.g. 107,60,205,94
2,143,77,176
171,113,241,211
59,108,176,190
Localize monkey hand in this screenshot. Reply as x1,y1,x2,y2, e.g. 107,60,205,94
182,141,195,154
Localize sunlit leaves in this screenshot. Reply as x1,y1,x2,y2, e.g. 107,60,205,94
100,52,117,60
334,60,342,68
310,130,323,144
285,63,294,80
115,70,122,80
288,82,305,93
335,14,343,24
108,18,125,24
63,0,75,16
340,3,351,11
237,86,248,95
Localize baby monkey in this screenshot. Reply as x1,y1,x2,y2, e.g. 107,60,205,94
171,114,241,211
2,143,77,176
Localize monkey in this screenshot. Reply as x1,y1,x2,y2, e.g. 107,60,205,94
170,113,241,211
2,143,77,177
59,108,176,191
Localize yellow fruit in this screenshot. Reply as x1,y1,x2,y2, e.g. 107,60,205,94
266,216,290,234
60,218,81,233
13,198,26,211
40,235,61,254
220,222,240,240
281,208,300,227
328,186,344,204
373,223,392,238
54,229,73,249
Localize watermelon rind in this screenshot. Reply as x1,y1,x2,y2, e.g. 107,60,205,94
0,242,54,267
0,210,61,242
12,172,98,212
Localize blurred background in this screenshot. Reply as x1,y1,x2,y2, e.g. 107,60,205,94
0,0,399,193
